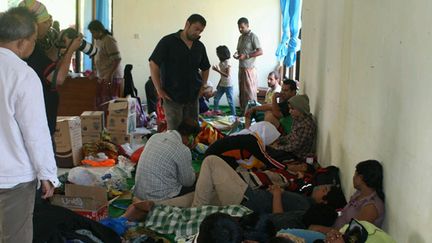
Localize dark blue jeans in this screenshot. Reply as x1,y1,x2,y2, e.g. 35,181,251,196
241,187,312,215
213,86,236,116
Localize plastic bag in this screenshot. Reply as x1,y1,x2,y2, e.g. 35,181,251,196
67,167,103,186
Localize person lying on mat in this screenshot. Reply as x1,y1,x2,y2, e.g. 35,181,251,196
191,155,346,215
204,121,286,170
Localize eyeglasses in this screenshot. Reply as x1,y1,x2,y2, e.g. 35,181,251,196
342,219,368,243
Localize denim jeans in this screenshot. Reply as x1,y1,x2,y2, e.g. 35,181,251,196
213,86,236,116
242,187,312,215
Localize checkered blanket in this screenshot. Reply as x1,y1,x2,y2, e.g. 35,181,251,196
144,204,252,237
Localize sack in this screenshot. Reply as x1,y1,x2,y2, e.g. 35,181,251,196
134,96,146,127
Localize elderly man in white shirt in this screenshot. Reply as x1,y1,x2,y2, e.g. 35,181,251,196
0,7,60,242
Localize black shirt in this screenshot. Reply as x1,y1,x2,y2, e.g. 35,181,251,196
25,44,59,135
149,30,210,103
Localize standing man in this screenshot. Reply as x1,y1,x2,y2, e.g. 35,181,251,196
0,7,60,242
234,17,263,113
149,14,211,130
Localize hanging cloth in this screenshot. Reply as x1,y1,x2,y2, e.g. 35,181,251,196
275,0,303,67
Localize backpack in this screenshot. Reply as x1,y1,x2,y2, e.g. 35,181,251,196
314,165,342,187
123,64,146,127
123,64,138,97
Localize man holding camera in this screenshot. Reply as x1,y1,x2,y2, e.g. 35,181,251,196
20,0,82,141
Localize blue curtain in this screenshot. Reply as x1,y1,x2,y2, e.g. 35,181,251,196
95,0,110,29
275,0,303,68
82,0,93,71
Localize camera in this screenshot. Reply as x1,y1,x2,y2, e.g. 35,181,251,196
56,28,98,58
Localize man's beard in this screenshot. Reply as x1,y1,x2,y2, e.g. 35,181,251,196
186,33,198,41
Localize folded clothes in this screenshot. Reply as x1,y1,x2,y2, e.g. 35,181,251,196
81,159,116,167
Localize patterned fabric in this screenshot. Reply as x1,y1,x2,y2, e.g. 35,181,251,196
134,130,195,201
204,133,285,169
144,204,252,237
19,0,50,23
273,114,316,160
237,168,313,192
239,67,258,111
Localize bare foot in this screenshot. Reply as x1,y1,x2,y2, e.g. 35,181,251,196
133,200,155,212
122,200,155,221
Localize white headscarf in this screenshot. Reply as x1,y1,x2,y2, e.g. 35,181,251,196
232,121,280,145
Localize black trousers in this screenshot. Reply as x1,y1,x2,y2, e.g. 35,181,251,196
145,79,158,114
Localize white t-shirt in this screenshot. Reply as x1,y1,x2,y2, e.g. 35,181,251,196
217,59,232,87
265,85,282,104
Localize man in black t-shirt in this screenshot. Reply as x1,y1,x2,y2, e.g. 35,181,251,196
149,14,211,130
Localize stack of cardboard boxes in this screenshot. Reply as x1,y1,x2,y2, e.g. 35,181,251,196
80,111,104,144
107,97,137,145
54,116,83,168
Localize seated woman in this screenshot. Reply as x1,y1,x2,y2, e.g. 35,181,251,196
310,160,385,233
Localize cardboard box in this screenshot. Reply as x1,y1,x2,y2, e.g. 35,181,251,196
54,116,83,168
80,111,104,133
107,113,136,134
81,132,101,144
107,97,137,117
51,184,108,221
110,132,131,145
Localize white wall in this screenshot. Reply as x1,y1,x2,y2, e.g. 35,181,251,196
113,0,281,107
0,1,7,11
301,0,432,242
